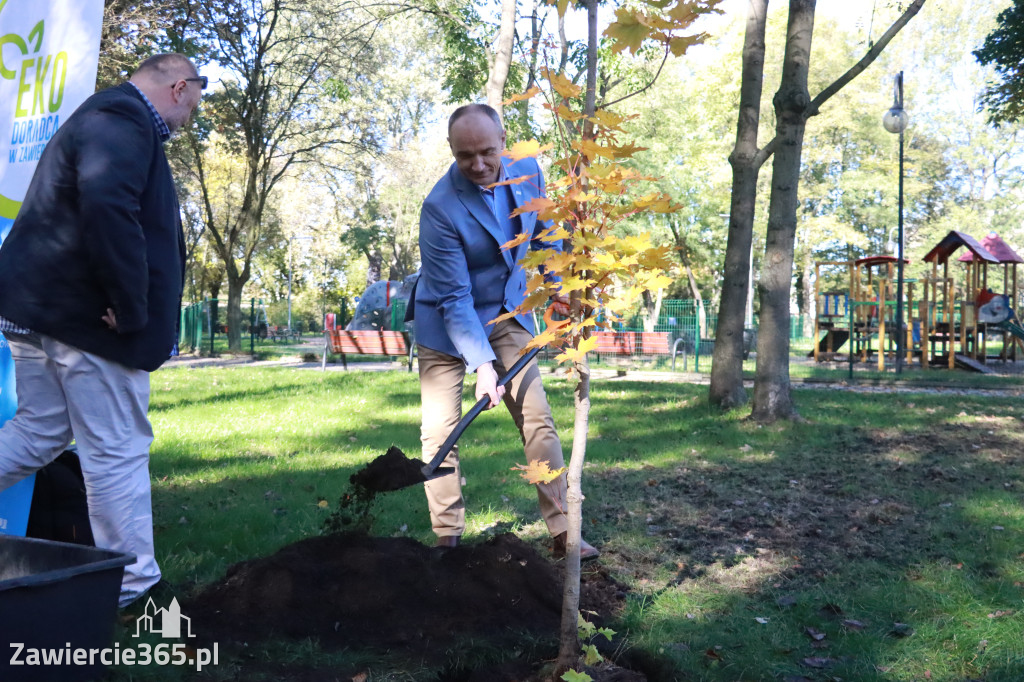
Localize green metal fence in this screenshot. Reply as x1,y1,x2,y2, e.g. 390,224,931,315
179,300,206,354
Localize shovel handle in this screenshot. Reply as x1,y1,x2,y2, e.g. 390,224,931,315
421,345,542,478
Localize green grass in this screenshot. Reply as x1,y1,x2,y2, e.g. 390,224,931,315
106,363,1024,680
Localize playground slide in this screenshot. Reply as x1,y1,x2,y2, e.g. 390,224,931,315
995,318,1024,343
807,329,849,357
976,289,1024,344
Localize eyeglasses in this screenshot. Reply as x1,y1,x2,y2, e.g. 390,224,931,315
184,76,208,90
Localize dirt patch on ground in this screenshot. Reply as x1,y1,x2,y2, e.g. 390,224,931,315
186,532,631,679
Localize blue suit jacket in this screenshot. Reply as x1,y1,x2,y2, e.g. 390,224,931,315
413,155,553,370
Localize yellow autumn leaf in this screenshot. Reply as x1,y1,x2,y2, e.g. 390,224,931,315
588,109,626,130
512,460,567,485
511,195,555,217
558,276,595,295
502,85,542,105
669,34,701,57
491,173,537,188
555,0,570,19
605,7,650,54
543,251,576,271
488,309,520,326
574,139,616,160
556,104,585,122
541,226,572,242
500,231,533,252
317,500,329,508
610,140,648,158
576,334,599,355
543,68,583,98
506,140,552,161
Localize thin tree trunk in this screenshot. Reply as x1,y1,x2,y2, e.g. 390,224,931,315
751,0,815,423
709,0,769,409
555,2,598,675
485,0,517,118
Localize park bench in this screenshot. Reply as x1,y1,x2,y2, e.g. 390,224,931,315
267,326,302,343
591,330,688,372
321,329,415,371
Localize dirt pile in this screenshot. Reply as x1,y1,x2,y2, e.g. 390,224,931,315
187,532,626,660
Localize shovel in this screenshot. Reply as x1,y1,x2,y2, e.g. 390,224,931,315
349,345,543,494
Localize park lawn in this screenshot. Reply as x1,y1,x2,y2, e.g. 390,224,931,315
110,364,1024,681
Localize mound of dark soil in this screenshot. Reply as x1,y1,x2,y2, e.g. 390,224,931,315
187,532,626,662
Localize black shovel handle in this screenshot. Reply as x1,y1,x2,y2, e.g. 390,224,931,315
421,346,542,479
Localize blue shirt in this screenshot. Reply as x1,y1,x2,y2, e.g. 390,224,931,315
478,167,521,243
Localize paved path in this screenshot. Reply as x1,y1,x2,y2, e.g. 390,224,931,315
162,352,1022,398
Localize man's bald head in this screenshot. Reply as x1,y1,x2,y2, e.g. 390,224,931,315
130,53,203,133
448,104,506,186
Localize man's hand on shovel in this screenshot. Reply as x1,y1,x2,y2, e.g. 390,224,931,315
475,361,505,409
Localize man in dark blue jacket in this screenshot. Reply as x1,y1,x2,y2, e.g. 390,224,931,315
0,53,203,606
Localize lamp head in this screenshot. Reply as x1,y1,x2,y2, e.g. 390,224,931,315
883,106,909,134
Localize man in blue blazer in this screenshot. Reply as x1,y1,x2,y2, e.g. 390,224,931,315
413,104,598,559
0,53,204,606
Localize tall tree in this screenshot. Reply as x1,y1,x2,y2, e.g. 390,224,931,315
707,0,925,416
975,1,1024,125
708,0,768,409
182,0,381,350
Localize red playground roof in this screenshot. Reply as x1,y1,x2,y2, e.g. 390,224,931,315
922,230,999,265
957,232,1024,264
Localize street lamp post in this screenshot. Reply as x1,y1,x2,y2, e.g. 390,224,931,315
883,71,909,374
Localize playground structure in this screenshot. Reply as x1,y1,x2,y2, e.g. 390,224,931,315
812,231,1024,372
346,273,418,333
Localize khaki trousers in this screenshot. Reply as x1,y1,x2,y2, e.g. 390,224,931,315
418,318,567,538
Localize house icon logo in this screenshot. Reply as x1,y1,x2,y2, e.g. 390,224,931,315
133,597,195,639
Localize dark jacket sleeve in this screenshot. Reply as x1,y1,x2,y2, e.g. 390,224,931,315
73,98,155,334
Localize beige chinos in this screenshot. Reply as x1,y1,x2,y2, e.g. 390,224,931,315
419,317,567,539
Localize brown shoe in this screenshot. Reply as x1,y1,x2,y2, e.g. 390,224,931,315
435,535,460,548
552,532,600,561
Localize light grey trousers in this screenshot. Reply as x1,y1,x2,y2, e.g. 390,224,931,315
0,331,159,606
418,318,568,538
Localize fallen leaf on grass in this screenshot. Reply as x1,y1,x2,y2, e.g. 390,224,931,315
804,626,826,641
739,444,752,452
800,657,835,669
841,619,867,630
352,673,368,682
754,617,769,624
704,648,723,661
890,622,914,637
988,610,1014,618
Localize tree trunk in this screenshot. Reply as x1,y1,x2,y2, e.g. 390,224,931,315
751,0,815,423
641,289,663,332
224,270,246,352
485,0,517,119
555,2,598,675
709,0,769,409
